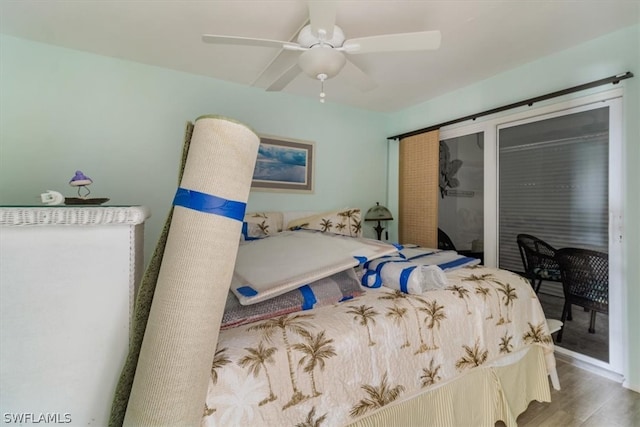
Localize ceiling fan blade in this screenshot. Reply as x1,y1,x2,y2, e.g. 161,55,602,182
252,18,309,89
308,0,337,39
202,34,301,50
253,49,300,88
341,59,377,92
266,64,302,91
343,30,441,54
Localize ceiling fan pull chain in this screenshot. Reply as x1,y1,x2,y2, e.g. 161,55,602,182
318,73,327,103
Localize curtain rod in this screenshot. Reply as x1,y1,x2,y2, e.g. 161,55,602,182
388,71,634,140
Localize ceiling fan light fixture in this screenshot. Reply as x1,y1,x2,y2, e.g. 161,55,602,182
298,46,346,80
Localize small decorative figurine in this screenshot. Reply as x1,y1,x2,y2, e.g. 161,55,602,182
64,170,110,205
69,170,93,198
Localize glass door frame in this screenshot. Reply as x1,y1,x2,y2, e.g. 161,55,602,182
439,88,625,376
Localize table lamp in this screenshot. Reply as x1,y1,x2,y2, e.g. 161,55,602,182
364,202,393,240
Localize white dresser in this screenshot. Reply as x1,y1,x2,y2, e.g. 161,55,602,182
0,206,149,426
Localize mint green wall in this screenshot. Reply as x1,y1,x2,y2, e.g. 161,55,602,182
0,35,389,262
387,24,640,391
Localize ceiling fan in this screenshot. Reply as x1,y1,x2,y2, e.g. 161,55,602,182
202,1,441,102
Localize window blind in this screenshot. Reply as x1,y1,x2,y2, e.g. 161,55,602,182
498,113,609,273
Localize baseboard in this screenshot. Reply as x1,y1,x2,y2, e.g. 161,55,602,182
622,379,640,393
554,347,624,383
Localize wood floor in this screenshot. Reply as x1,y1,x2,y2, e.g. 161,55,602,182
501,356,640,426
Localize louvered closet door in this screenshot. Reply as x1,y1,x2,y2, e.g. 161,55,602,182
399,130,439,248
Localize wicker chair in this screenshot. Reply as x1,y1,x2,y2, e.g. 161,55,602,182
555,247,609,343
438,228,457,251
516,234,562,293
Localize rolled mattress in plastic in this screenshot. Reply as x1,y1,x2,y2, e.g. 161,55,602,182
124,116,259,426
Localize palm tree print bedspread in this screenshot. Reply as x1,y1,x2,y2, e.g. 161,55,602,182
201,266,554,427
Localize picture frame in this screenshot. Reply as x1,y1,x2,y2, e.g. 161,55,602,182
251,135,315,193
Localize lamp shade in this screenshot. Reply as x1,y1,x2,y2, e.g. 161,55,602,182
365,202,393,221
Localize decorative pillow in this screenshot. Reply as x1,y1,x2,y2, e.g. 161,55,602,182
286,208,362,237
221,268,363,329
242,211,283,240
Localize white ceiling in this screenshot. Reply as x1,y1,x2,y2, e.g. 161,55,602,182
1,0,638,112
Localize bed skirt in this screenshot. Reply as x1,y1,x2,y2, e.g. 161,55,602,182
348,345,551,427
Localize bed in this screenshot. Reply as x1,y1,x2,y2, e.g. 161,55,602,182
200,208,559,427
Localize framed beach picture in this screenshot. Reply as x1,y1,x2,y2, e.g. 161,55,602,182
251,136,315,193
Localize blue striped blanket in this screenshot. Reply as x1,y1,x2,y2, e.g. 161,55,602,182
362,245,481,294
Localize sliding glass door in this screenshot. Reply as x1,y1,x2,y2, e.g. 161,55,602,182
497,98,623,371
498,107,609,276
436,91,624,373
